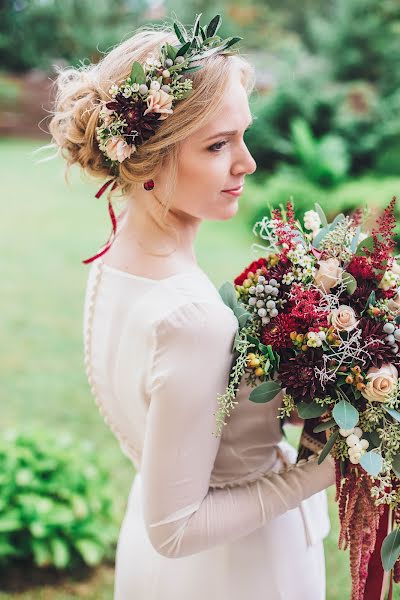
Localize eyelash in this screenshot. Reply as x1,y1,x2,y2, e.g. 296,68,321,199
207,128,252,153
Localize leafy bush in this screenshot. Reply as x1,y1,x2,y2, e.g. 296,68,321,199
245,0,400,179
0,429,118,569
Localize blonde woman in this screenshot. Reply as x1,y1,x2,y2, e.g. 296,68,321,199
49,15,334,600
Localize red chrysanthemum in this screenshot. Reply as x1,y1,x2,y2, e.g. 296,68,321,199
288,284,329,330
261,314,298,350
234,258,269,285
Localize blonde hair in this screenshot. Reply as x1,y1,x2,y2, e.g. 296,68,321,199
49,24,255,245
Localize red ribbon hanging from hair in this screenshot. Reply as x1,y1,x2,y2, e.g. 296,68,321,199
82,179,119,265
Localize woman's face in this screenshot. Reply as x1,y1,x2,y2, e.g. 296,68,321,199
157,79,256,223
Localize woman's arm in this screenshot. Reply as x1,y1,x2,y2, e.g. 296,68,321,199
141,301,334,558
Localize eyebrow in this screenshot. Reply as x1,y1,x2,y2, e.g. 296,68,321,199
205,120,254,142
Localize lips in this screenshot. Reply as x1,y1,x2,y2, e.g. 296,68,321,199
222,184,244,197
222,183,244,192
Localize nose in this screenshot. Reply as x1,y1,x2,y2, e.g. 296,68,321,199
232,141,257,176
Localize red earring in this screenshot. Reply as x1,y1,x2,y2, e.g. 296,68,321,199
144,179,154,191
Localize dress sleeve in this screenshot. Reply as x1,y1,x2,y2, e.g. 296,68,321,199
141,301,335,558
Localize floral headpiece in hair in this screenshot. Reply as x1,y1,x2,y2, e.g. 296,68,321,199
96,14,241,165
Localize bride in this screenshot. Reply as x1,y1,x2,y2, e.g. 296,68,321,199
49,14,334,600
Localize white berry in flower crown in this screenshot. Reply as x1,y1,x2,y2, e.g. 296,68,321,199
96,14,242,164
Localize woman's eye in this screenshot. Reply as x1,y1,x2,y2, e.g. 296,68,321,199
208,140,227,152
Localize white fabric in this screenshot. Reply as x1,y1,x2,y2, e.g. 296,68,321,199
83,259,335,600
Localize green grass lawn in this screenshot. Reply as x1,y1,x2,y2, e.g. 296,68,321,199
1,138,398,599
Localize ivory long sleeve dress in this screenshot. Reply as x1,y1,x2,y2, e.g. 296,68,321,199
83,258,335,600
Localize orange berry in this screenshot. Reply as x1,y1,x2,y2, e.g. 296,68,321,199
255,367,264,377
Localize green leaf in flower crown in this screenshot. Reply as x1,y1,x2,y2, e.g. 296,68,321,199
176,41,191,58
192,13,202,39
297,401,326,419
318,429,339,464
382,528,400,571
221,36,242,51
392,454,400,478
130,61,146,84
314,203,328,228
249,381,281,403
165,43,178,60
332,399,359,429
342,272,357,295
359,450,383,477
174,22,188,44
206,14,222,38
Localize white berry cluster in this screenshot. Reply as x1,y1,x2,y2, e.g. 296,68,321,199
380,269,400,291
339,426,369,464
383,322,400,355
305,330,326,348
247,276,282,325
283,244,316,285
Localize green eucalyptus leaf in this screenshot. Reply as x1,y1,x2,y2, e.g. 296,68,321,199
384,406,400,423
359,451,383,477
332,400,359,429
350,226,361,253
342,272,357,295
249,381,281,403
297,401,326,419
130,61,146,84
206,14,222,38
363,431,381,449
382,528,400,571
392,454,400,478
318,429,339,464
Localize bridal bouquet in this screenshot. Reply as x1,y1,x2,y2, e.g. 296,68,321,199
216,198,400,600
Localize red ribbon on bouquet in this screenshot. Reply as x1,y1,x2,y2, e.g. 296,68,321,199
364,504,393,600
83,179,119,265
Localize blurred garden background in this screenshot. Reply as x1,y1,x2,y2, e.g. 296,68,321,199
1,0,400,598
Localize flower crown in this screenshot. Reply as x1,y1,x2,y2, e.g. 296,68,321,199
96,14,241,165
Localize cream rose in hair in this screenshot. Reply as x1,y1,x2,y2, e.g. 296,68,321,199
144,89,174,120
361,364,398,402
314,257,342,293
329,305,358,332
105,137,135,163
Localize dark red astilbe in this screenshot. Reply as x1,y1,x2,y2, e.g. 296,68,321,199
261,314,298,350
285,201,296,225
271,206,298,251
350,207,364,228
234,258,268,285
362,197,397,273
288,284,329,330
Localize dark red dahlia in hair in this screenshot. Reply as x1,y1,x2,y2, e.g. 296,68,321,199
106,95,160,146
234,258,269,285
278,351,327,398
261,314,298,350
358,317,399,368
